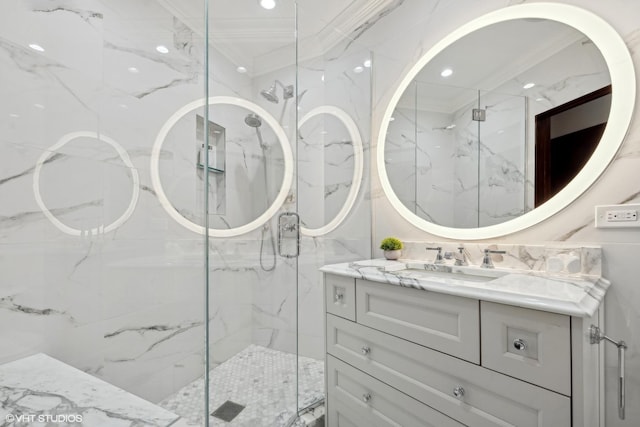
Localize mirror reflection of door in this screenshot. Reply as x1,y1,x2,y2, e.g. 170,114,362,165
534,85,611,206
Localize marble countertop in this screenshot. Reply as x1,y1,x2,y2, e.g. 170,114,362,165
0,353,182,426
320,259,610,317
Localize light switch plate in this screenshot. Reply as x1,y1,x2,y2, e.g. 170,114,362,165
595,204,640,228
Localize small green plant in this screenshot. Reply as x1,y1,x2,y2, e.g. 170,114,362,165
380,237,403,251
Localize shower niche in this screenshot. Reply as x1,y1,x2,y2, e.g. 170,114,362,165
196,114,226,215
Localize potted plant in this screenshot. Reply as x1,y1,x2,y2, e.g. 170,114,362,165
380,237,403,260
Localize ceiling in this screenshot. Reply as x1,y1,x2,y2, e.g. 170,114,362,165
156,0,398,76
401,19,598,113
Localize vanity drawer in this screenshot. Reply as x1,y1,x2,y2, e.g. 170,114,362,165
355,279,480,363
325,274,356,321
327,355,464,427
481,301,571,396
327,314,571,427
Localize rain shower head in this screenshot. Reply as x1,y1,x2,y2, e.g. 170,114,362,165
261,84,279,103
260,80,294,103
244,113,262,128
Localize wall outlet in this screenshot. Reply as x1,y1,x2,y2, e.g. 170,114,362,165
595,204,640,228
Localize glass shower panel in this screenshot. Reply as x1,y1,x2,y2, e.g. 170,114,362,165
415,82,480,228
477,90,527,227
295,19,373,413
0,1,207,425
203,0,300,425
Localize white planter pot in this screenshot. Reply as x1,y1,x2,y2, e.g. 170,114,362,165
383,249,402,260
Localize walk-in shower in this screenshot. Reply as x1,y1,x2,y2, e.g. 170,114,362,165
0,0,372,426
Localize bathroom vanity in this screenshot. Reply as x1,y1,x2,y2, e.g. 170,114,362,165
321,259,609,427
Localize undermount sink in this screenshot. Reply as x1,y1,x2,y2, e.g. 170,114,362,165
383,261,509,283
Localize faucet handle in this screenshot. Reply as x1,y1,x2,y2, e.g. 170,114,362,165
425,247,444,264
455,246,468,266
484,249,507,255
482,249,507,268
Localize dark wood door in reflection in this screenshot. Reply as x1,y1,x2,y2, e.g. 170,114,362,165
535,85,611,207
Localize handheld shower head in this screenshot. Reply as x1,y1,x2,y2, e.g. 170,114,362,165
244,113,262,128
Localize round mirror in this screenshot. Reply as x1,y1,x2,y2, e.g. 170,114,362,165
298,106,364,237
151,97,293,238
377,3,635,240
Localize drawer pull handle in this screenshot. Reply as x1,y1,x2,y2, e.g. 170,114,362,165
362,393,372,403
453,386,465,399
513,338,527,351
334,293,344,302
361,346,371,355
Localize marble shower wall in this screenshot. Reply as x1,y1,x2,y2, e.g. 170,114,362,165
0,0,273,403
249,45,373,361
356,0,640,425
1,0,374,405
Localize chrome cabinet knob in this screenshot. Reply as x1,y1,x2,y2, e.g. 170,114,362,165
453,386,465,399
362,393,372,403
334,293,343,302
513,338,527,351
361,346,371,355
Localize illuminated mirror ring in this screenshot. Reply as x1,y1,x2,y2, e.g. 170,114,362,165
33,131,140,236
151,96,294,238
298,106,364,237
377,3,636,240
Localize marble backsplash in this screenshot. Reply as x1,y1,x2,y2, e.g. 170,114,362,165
396,241,602,277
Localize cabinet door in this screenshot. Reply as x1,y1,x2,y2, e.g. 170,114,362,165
481,301,571,396
327,355,464,427
327,314,571,427
325,274,356,321
356,279,480,363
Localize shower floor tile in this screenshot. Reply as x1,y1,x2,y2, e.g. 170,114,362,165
160,345,324,426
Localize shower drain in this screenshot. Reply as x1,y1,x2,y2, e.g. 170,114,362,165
211,400,245,422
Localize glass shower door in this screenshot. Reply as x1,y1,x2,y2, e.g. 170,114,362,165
202,1,302,425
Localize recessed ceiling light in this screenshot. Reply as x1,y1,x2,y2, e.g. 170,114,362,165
9,113,20,118
535,97,544,102
445,124,456,130
128,67,139,73
363,59,372,68
29,43,45,52
523,82,535,89
321,74,325,82
119,104,128,109
156,45,169,54
320,130,328,135
440,68,453,77
236,66,247,73
34,103,45,109
497,130,505,134
353,66,364,73
259,0,276,9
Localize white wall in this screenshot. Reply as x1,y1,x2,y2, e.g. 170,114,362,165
360,0,640,425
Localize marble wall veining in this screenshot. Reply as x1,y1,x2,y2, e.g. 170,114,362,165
0,0,374,410
356,0,640,425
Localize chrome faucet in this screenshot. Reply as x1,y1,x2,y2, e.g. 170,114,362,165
481,249,506,268
425,246,444,264
454,246,468,266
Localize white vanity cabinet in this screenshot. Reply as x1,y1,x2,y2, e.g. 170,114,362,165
324,274,603,427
